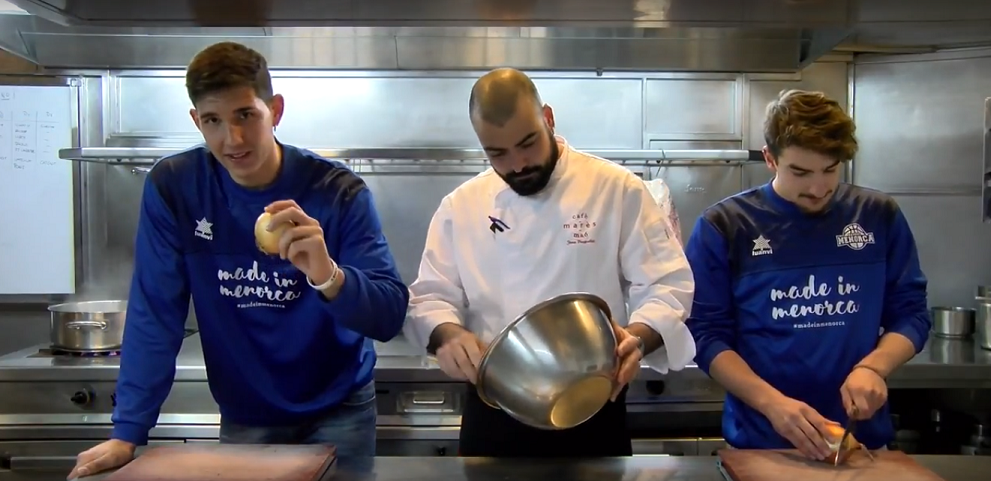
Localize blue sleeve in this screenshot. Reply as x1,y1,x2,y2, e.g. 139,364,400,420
111,179,189,446
322,187,409,342
881,207,930,352
683,215,736,375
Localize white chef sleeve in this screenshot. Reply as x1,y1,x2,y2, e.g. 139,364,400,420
620,177,697,374
403,195,468,352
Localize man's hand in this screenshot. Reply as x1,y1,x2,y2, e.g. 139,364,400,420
67,439,136,480
433,324,487,384
760,395,833,460
840,366,888,419
264,200,340,292
610,321,642,402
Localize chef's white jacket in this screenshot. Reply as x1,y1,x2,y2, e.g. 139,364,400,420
403,137,697,373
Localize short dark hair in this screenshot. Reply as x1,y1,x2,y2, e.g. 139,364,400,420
763,89,858,162
185,42,274,105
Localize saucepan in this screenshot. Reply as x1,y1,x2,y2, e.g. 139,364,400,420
930,306,975,339
975,286,991,351
48,300,128,352
475,292,618,430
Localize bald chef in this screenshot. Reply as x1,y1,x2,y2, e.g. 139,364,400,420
403,68,697,457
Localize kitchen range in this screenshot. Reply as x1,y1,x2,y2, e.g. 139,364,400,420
1,320,990,476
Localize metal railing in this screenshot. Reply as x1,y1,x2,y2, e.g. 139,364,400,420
60,147,764,166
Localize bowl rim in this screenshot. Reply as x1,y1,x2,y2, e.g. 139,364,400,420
474,292,613,408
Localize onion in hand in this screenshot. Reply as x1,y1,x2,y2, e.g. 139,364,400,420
254,211,290,256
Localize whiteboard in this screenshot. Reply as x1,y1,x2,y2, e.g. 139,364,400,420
0,84,76,295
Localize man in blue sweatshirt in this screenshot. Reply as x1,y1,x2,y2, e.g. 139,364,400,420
684,89,931,460
68,42,408,479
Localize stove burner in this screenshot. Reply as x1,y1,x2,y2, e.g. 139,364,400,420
42,348,121,357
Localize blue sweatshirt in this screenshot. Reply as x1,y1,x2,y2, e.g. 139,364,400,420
684,182,930,451
111,143,408,445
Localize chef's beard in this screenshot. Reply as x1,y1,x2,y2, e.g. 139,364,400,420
499,129,560,197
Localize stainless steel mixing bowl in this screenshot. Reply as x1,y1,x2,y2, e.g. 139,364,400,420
475,292,618,430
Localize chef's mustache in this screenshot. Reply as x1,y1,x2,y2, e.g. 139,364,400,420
505,167,542,180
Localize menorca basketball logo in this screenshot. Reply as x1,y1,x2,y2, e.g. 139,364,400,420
836,223,875,251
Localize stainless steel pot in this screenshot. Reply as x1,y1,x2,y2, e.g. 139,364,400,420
930,306,975,339
475,292,618,431
48,300,127,352
974,286,991,351
976,303,991,351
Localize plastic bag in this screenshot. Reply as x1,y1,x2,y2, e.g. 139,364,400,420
643,178,682,246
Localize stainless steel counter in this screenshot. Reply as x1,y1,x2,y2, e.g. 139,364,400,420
0,333,988,388
67,455,991,481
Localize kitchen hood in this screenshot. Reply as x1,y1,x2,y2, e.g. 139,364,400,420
5,0,857,28
0,0,857,71
0,0,989,71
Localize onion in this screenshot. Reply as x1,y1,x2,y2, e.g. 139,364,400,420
821,422,862,465
254,212,289,255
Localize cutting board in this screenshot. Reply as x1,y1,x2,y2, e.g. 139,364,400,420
717,449,945,481
103,444,336,481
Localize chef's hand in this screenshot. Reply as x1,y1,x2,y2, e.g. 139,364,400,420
68,439,135,480
264,200,340,292
610,321,642,402
761,395,833,460
840,366,887,420
433,323,487,384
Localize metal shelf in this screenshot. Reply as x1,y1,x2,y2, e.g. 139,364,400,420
59,147,763,164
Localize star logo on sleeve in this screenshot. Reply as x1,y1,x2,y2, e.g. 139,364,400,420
194,217,214,241
751,235,772,256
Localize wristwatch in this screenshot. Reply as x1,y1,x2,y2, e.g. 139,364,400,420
634,335,646,357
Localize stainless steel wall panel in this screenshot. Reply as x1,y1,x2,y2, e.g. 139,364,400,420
891,194,991,307
113,74,644,149
853,55,991,192
644,79,739,140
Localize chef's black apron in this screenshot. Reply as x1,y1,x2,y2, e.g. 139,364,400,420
458,384,632,457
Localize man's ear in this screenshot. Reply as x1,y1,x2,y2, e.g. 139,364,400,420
269,94,285,128
542,104,555,130
189,108,201,131
762,146,777,173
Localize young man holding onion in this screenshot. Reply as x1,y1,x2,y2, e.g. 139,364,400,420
67,42,407,479
403,68,697,457
684,89,931,461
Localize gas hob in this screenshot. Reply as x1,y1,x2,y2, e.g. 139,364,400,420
0,328,204,382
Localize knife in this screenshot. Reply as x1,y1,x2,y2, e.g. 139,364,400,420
834,406,858,466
